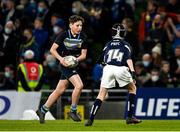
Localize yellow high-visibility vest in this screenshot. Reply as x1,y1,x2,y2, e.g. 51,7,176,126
18,62,43,92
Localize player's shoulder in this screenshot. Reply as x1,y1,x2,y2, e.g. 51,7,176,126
56,30,67,39
80,31,87,39
122,40,131,52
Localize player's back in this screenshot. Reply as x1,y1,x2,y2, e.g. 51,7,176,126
103,38,131,66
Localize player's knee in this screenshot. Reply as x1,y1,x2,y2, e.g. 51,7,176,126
75,84,83,91
56,86,66,95
127,83,136,94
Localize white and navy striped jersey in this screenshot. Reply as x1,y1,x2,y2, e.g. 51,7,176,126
54,30,87,57
99,38,132,66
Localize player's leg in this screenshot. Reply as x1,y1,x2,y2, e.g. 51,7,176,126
85,65,114,126
85,87,108,126
68,74,83,121
37,79,69,123
126,82,142,124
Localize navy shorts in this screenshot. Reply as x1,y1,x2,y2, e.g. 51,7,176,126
60,65,78,80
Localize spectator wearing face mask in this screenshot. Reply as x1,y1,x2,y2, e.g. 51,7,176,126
143,68,166,88
50,18,65,44
43,52,60,89
4,64,16,90
0,21,19,71
36,0,51,29
19,28,40,62
142,53,153,72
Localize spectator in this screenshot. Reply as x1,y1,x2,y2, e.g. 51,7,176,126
165,0,180,14
122,17,139,59
49,18,65,44
110,0,134,23
33,17,49,62
17,50,44,92
43,52,60,89
143,14,166,54
1,0,21,25
19,28,40,62
0,21,19,71
143,68,166,87
142,53,154,72
16,0,37,21
165,15,180,51
138,0,158,44
4,64,16,90
151,44,162,68
169,45,180,86
134,61,151,87
159,61,174,87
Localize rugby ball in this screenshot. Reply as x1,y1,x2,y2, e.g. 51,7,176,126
64,55,78,68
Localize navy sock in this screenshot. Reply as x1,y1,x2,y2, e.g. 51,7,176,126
127,93,135,118
40,105,49,114
89,99,102,121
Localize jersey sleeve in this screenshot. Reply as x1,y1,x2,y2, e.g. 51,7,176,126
54,31,66,45
81,33,88,49
124,42,132,59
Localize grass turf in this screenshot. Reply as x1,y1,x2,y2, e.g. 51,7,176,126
0,120,180,131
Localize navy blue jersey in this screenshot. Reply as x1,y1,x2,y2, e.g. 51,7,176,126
101,38,132,66
54,30,87,57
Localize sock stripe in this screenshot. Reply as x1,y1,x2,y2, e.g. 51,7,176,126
93,106,99,115
90,105,94,114
127,101,130,111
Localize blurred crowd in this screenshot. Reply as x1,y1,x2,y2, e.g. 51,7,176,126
0,0,180,91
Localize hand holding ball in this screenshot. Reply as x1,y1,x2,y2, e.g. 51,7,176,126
64,56,78,68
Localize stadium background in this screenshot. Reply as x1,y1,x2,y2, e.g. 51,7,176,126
0,0,180,129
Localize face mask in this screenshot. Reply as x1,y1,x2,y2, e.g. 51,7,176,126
143,61,150,67
53,26,59,34
48,61,56,68
5,72,11,78
72,8,77,13
38,7,44,13
5,28,12,34
154,22,160,28
151,75,159,82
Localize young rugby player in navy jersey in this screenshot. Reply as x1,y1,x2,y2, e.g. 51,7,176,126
85,23,142,126
36,15,87,123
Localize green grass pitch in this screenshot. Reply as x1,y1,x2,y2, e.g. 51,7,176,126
0,120,180,131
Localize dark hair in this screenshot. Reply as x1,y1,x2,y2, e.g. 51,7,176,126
69,15,84,24
112,23,127,38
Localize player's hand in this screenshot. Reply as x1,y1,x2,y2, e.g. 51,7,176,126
60,58,69,67
130,71,136,84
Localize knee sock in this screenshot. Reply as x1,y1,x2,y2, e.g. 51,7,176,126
40,105,49,114
89,99,102,121
127,93,135,118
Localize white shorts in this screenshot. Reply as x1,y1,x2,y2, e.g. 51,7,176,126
100,65,133,88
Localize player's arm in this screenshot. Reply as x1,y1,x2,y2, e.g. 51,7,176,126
127,59,136,82
97,44,108,66
50,43,69,67
127,59,135,72
76,49,87,62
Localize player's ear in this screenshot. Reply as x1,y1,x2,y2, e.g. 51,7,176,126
69,23,72,29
